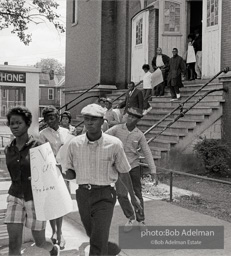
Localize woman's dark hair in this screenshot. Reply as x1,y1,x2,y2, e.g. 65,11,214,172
188,34,195,40
6,106,32,127
42,106,59,118
61,111,72,122
142,64,150,70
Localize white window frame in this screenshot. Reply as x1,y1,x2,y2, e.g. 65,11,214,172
136,18,143,45
48,88,54,100
72,0,78,26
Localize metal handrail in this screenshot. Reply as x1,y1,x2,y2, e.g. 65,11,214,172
144,67,229,141
147,87,228,144
74,82,142,131
139,162,231,202
39,82,100,125
59,83,100,111
66,95,99,111
39,95,99,131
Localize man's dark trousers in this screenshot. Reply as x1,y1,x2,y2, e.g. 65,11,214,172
76,186,120,255
169,84,180,99
116,166,144,222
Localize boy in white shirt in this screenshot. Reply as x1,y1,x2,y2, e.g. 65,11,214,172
142,64,152,115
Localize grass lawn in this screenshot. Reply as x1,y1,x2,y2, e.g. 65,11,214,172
141,152,231,223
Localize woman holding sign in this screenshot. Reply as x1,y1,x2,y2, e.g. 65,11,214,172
4,107,60,256
40,106,69,250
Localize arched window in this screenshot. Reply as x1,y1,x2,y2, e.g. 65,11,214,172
72,0,78,26
136,18,143,45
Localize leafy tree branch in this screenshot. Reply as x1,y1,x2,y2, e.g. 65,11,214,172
0,0,65,45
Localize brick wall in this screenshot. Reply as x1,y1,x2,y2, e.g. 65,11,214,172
219,73,231,150
114,0,129,89
100,0,116,85
148,9,155,67
221,1,231,70
148,8,159,69
65,0,102,90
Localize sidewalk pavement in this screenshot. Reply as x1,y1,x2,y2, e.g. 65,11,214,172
1,181,231,256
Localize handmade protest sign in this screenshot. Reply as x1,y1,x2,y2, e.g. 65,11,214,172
186,45,196,64
30,142,73,221
151,68,164,88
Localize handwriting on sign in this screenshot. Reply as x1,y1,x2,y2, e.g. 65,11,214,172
30,145,56,184
32,185,55,193
30,142,73,221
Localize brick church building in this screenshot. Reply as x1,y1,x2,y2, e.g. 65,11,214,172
64,0,231,114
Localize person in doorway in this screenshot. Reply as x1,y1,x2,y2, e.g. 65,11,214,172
40,106,69,250
151,47,170,96
141,64,153,115
60,111,77,136
186,34,196,81
167,48,186,101
193,29,202,79
117,81,144,122
62,103,142,256
104,98,120,128
106,107,158,232
4,106,60,256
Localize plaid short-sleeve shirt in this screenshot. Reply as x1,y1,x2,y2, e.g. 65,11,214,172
66,133,131,185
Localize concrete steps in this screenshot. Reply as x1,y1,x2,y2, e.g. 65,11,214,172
149,106,213,115
106,80,225,164
152,100,222,108
0,210,7,246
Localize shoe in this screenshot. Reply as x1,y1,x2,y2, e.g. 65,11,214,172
146,106,152,113
143,109,147,115
50,244,60,256
57,234,66,250
176,94,181,99
124,219,136,232
170,98,177,102
139,221,147,232
51,233,57,244
143,107,152,116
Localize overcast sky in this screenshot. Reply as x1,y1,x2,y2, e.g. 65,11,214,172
0,0,66,67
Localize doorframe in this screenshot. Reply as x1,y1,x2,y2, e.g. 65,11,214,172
130,9,150,83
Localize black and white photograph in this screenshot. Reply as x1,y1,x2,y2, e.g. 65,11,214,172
0,0,231,255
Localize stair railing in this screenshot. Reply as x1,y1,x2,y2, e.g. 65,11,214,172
39,83,100,131
143,67,229,143
59,83,100,111
74,82,142,132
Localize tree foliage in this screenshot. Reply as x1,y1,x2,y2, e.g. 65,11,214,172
35,58,65,75
0,0,65,45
